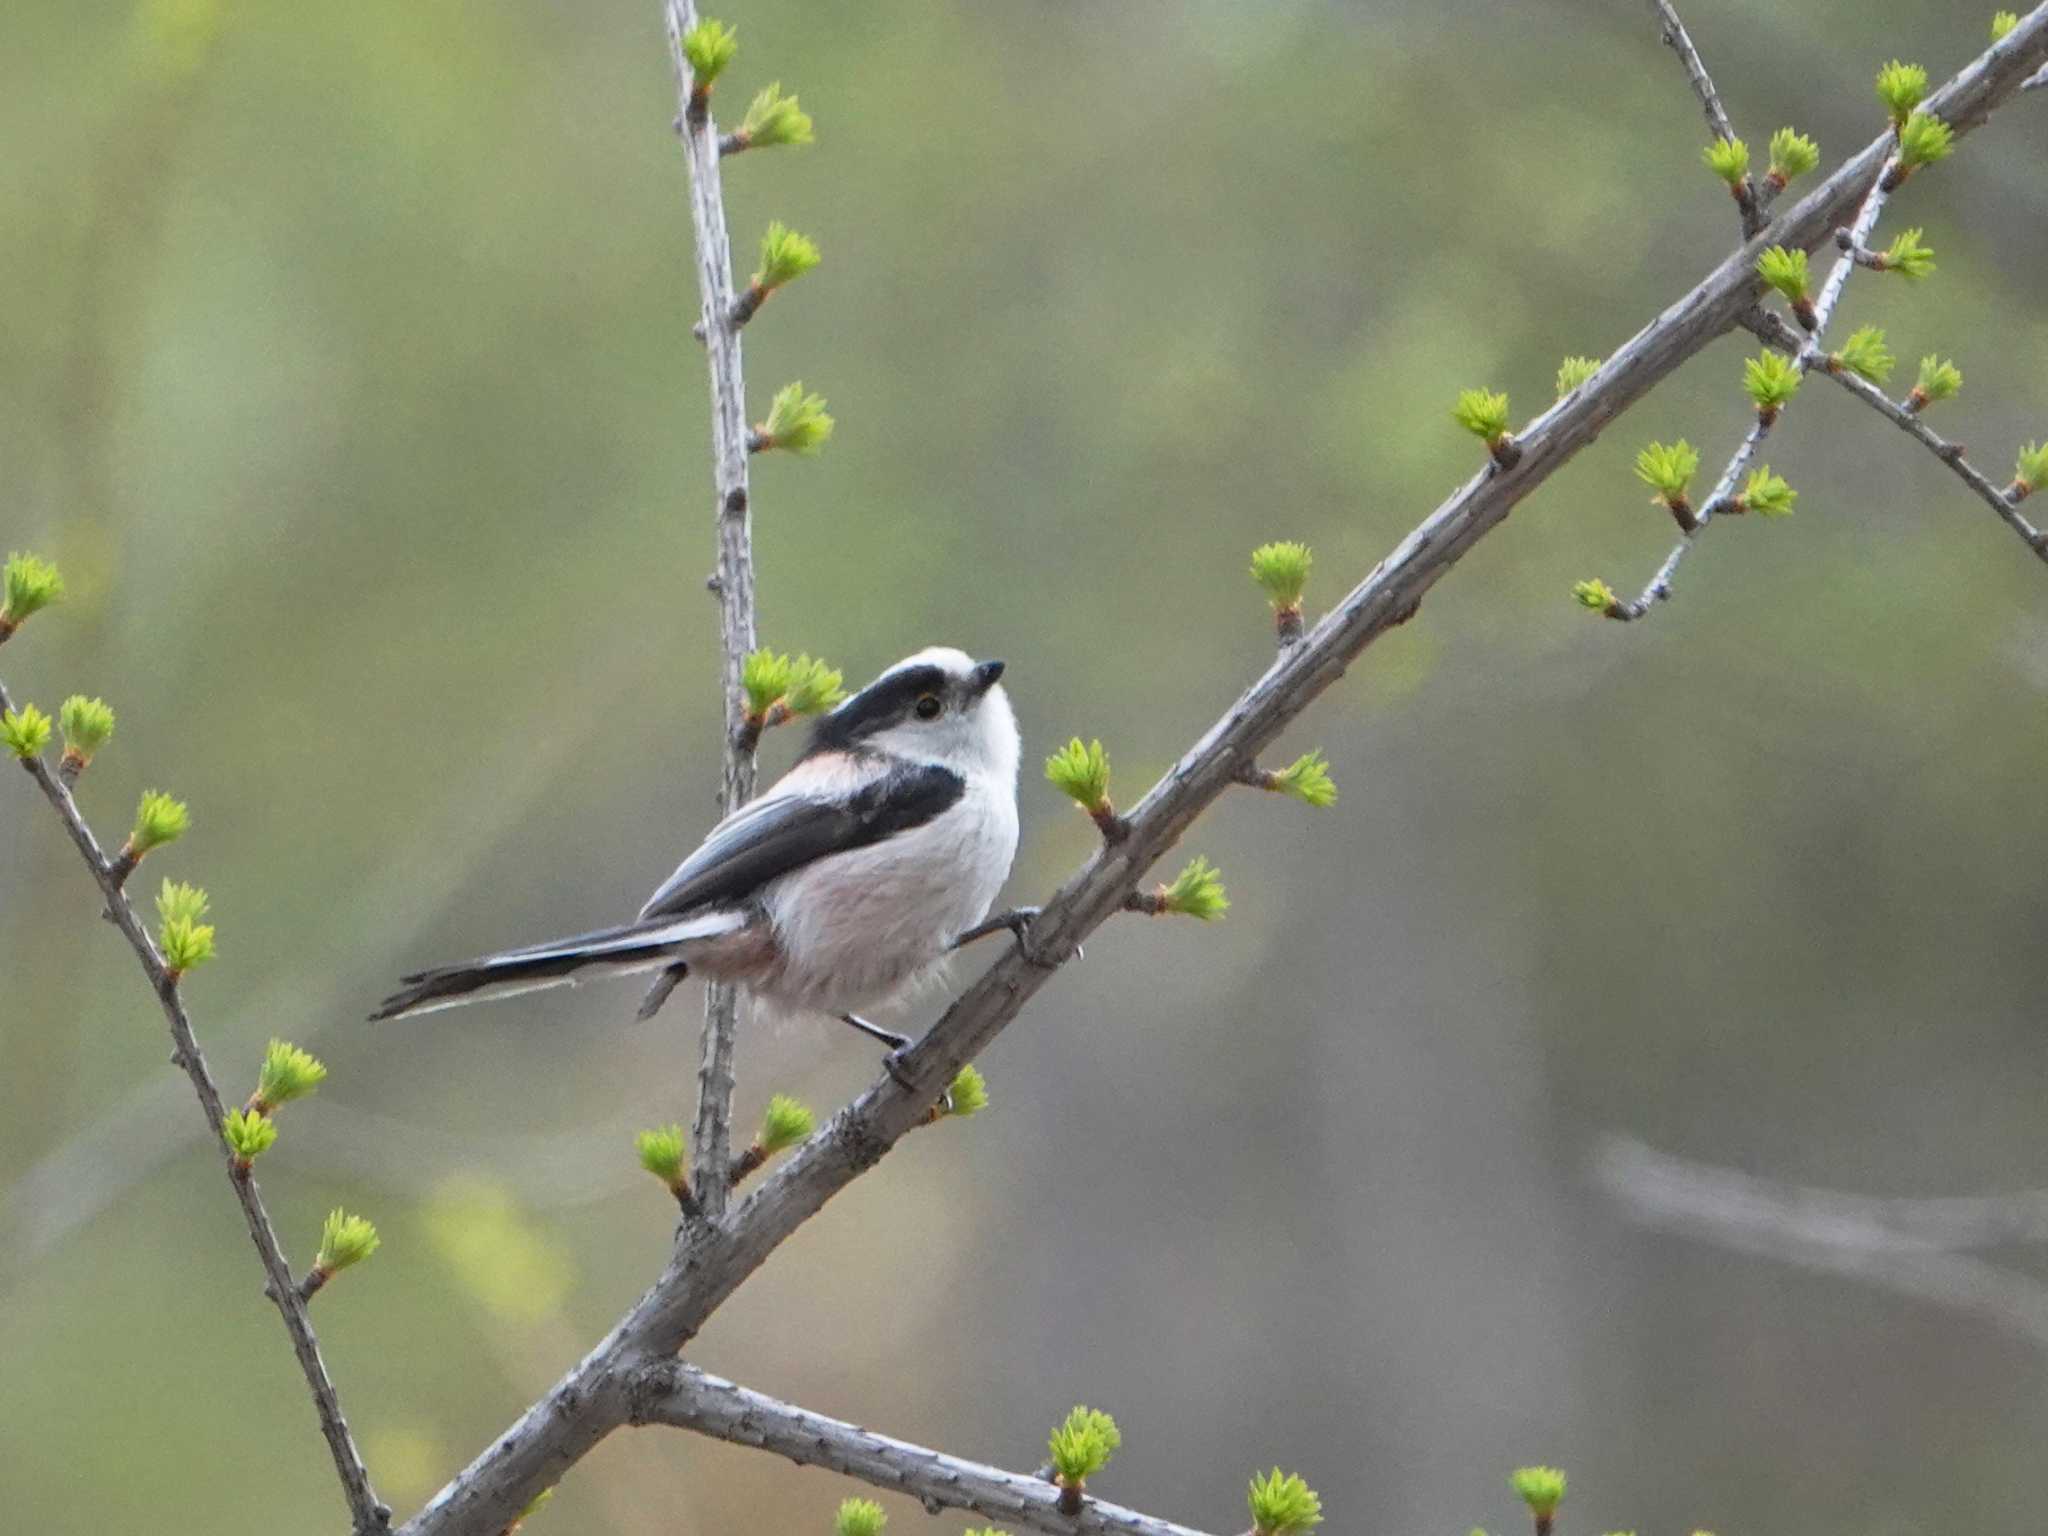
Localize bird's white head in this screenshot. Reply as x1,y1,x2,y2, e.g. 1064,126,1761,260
806,646,1018,785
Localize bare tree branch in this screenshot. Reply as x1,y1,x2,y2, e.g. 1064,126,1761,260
1593,1134,2048,1352
1645,0,1764,237
1744,306,2048,559
0,676,389,1534
394,22,2048,1534
629,1363,1220,1536
663,0,761,1221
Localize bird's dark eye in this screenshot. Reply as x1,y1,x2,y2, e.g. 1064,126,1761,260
914,694,943,720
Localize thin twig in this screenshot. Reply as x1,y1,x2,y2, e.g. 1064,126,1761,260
1613,146,1897,619
1645,0,1763,237
1594,1134,2048,1352
0,675,389,1534
1743,307,2048,559
663,0,759,1221
630,1363,1218,1536
395,22,2048,1535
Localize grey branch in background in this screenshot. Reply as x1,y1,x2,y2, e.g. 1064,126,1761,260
664,0,761,1221
395,21,2048,1534
1646,0,1763,237
1743,306,2048,558
1593,1134,2048,1352
1617,134,1898,618
630,1364,1220,1536
0,677,389,1534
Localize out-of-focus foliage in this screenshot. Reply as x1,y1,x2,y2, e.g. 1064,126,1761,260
3,3,2047,1535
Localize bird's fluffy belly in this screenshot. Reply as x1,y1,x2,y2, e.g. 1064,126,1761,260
757,793,1015,1013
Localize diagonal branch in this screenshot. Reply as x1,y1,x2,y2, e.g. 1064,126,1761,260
0,676,389,1534
629,1363,1220,1536
1594,1134,2048,1352
1743,306,2048,559
396,18,2048,1535
1611,141,1898,619
663,0,761,1220
1646,0,1764,237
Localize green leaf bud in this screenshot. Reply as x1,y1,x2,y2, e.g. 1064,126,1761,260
1452,388,1512,445
835,1500,886,1536
1832,325,1895,385
222,1106,278,1164
680,18,737,87
1048,1406,1121,1486
1249,542,1313,613
1248,1469,1323,1536
1,702,51,759
2012,441,2048,500
753,221,821,293
1895,111,1953,172
1509,1467,1567,1519
1737,466,1797,518
754,382,834,455
254,1037,328,1112
57,694,115,773
315,1208,381,1273
1571,578,1620,615
1700,137,1748,189
941,1063,989,1118
1158,855,1229,921
1909,354,1962,411
1045,738,1112,814
1742,351,1801,415
757,1093,815,1153
1878,227,1935,279
1765,127,1820,188
0,552,64,639
1555,356,1600,397
129,789,191,854
635,1125,689,1191
1875,60,1928,125
1634,440,1700,502
735,83,813,150
1267,749,1337,807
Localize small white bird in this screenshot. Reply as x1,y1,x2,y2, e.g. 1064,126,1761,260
369,647,1022,1053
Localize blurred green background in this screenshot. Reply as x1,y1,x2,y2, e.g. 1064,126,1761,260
5,1,2048,1532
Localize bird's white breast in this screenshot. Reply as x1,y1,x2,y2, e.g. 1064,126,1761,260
759,777,1019,1014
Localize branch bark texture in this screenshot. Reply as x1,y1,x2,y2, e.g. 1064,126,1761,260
630,1363,1220,1536
396,19,2048,1534
664,0,760,1220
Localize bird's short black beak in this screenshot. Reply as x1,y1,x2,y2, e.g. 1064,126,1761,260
969,659,1006,696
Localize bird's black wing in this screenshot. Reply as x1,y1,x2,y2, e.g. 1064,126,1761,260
637,757,965,920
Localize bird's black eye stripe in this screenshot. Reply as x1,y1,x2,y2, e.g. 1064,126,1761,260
803,664,953,754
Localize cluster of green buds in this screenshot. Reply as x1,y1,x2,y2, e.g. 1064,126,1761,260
1700,135,1752,206
730,1092,816,1183
1240,748,1339,807
1634,439,1702,531
1764,127,1820,193
1555,356,1600,399
2006,441,2048,504
0,552,63,644
220,1038,327,1173
635,1124,697,1213
56,695,115,786
679,17,738,123
297,1208,380,1300
1727,466,1798,519
748,382,835,456
1858,227,1935,280
1742,350,1801,426
1756,246,1816,330
740,648,846,748
1248,1469,1324,1536
732,220,821,328
1906,355,1962,413
921,1062,989,1126
721,82,814,156
1250,541,1313,644
1,700,51,761
835,1498,885,1536
109,788,190,887
1045,737,1123,842
1047,1406,1121,1514
1509,1466,1567,1536
1874,61,1953,189
1123,855,1229,920
1571,578,1623,620
156,878,216,979
1994,11,2019,42
1453,389,1520,469
1826,325,1894,385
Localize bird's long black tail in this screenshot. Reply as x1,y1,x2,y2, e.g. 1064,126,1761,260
368,909,746,1021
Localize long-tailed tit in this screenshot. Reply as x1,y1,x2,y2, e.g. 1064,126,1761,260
370,647,1022,1052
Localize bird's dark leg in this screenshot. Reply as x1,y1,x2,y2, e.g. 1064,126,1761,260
840,1012,912,1051
951,906,1041,949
